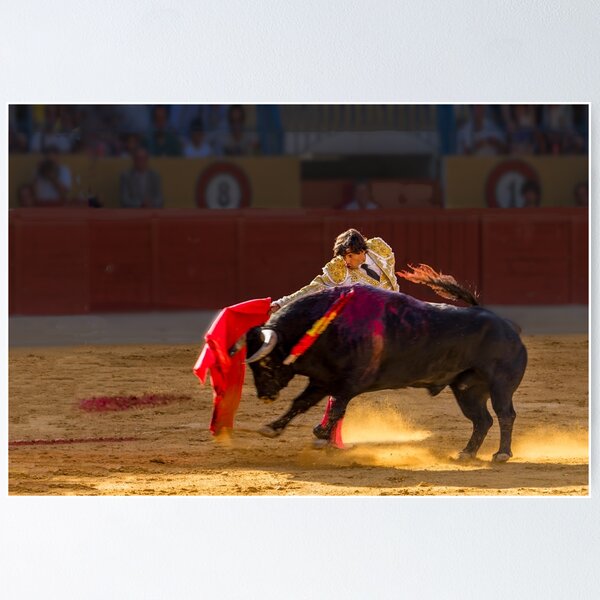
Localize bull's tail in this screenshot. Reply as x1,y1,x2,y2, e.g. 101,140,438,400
397,264,479,306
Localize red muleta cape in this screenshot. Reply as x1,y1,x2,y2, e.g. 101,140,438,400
193,298,271,434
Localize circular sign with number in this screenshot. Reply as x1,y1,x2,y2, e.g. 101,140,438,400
196,162,251,209
485,160,540,208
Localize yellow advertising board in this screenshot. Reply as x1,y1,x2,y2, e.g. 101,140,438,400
444,156,588,208
9,155,302,209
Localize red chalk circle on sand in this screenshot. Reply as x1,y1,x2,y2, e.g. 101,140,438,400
78,393,191,412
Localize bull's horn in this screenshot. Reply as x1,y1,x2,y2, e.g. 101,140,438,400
246,329,278,363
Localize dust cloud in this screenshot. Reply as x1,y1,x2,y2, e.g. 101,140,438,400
513,427,588,463
299,403,474,470
342,404,431,444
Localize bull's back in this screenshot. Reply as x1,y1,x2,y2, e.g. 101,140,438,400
279,285,526,392
373,301,526,390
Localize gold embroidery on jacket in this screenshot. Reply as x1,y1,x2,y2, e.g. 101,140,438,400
276,237,399,307
324,256,347,284
367,238,399,292
367,237,392,258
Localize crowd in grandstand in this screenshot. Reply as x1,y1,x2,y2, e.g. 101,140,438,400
9,104,588,158
9,104,264,158
9,104,588,209
455,104,587,156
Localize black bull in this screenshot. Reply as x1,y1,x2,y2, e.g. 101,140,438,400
245,283,527,462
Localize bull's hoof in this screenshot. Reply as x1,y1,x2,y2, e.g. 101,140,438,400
312,424,330,440
492,451,512,463
258,425,282,438
457,450,477,461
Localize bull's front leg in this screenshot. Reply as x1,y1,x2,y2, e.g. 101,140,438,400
258,382,327,438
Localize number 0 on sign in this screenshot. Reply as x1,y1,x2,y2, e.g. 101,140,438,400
196,162,252,209
485,160,540,208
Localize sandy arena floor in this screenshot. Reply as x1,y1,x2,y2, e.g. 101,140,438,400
8,335,588,496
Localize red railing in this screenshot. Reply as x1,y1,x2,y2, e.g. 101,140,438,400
8,208,588,314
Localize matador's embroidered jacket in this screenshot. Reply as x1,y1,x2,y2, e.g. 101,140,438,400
275,237,399,309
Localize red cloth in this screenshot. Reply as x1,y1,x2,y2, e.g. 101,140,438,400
193,298,271,434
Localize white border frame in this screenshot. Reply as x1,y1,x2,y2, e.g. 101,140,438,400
2,2,598,598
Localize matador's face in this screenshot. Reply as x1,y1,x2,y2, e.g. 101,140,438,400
343,250,366,270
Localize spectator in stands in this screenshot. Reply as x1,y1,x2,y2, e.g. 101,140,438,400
341,179,381,210
120,132,144,158
33,146,72,204
78,105,120,157
119,148,164,208
17,184,36,207
114,105,152,137
501,105,543,155
182,118,213,158
573,105,589,151
215,105,260,156
200,105,229,152
256,105,284,155
456,105,507,155
540,105,585,155
9,125,29,153
30,105,77,154
200,105,229,137
520,180,541,207
147,105,181,156
9,105,30,153
573,181,588,208
168,105,202,138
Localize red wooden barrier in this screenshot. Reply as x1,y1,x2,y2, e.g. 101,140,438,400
154,214,239,309
90,213,154,311
8,208,588,314
570,214,589,304
238,213,327,301
481,209,573,304
12,212,90,314
9,219,15,314
391,212,481,302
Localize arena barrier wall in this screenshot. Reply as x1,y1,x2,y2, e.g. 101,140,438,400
8,208,588,315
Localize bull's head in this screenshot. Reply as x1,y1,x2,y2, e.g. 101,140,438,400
245,327,294,401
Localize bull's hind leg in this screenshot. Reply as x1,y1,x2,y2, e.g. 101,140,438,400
489,384,517,462
259,382,327,438
450,380,493,460
312,395,349,438
312,394,351,449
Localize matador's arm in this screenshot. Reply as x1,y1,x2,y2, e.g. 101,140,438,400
273,256,348,309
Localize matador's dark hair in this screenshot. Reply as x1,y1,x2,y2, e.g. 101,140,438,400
333,229,368,257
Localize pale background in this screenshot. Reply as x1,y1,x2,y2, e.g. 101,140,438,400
1,1,597,598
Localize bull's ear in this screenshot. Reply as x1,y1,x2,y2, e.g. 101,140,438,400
228,334,246,357
246,329,278,363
